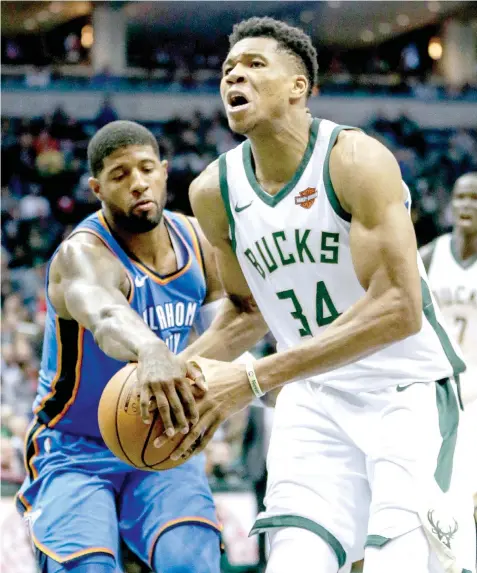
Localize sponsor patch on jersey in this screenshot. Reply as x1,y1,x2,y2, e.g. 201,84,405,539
295,187,318,209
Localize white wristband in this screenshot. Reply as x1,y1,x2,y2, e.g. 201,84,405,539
245,359,265,398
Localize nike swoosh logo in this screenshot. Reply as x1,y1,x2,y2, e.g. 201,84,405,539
235,201,253,213
396,382,420,392
134,276,148,287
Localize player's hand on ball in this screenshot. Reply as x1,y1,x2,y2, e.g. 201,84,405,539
167,356,255,463
136,342,206,436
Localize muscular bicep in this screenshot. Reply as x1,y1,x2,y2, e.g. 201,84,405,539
49,234,131,329
332,132,422,315
350,202,420,302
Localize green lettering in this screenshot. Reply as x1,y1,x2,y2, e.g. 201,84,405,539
295,229,315,263
272,231,296,266
316,281,340,326
277,289,312,337
244,248,265,279
320,232,339,264
256,237,278,273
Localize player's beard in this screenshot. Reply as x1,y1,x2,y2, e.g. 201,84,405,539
109,199,164,234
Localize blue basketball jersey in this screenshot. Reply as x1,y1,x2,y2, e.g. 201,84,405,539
33,210,207,438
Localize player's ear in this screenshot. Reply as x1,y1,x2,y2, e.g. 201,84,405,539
88,177,102,201
161,160,168,180
290,74,308,102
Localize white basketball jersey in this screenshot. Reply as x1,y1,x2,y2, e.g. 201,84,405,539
428,234,477,384
220,118,466,391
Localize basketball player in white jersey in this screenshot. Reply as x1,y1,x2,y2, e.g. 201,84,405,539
420,172,477,401
420,172,477,538
165,17,475,573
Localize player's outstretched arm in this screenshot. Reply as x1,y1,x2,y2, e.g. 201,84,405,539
49,233,199,433
184,160,269,362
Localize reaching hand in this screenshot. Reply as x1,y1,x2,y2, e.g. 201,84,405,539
136,343,206,436
159,356,255,463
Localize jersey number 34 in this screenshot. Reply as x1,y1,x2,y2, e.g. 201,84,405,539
277,282,340,337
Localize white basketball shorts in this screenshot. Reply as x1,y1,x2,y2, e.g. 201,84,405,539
251,377,476,572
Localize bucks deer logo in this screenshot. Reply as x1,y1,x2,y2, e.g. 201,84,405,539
427,510,459,549
294,187,318,210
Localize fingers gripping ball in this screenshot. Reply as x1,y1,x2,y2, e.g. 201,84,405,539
98,363,191,470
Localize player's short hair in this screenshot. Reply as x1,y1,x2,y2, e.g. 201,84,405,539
229,17,318,97
88,120,159,177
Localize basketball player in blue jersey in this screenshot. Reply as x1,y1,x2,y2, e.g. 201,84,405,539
15,120,230,573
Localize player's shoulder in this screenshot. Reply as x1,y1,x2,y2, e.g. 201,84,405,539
330,130,402,215
189,158,221,203
51,231,120,278
419,234,449,273
333,129,396,172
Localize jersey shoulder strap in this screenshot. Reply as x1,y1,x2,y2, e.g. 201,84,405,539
165,211,206,279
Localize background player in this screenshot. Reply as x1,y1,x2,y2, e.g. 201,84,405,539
16,120,230,573
166,17,475,573
420,172,477,402
420,171,477,553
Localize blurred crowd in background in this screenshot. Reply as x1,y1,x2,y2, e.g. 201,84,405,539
3,19,477,101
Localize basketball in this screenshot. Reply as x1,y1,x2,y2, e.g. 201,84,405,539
98,363,188,471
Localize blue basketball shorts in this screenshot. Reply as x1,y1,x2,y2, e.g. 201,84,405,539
16,421,221,569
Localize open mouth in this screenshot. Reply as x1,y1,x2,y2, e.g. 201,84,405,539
227,92,250,111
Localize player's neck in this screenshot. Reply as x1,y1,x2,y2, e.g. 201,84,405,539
453,229,477,261
247,111,312,196
112,217,174,270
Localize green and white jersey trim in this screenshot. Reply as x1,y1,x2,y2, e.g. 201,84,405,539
220,118,465,391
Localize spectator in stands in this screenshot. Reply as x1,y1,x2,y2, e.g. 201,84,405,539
95,94,120,129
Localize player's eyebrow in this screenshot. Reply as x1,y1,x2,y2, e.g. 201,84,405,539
106,164,126,177
222,52,268,71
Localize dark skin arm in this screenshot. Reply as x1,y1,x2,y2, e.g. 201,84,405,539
48,232,199,435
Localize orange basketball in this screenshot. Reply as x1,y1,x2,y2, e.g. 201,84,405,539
98,363,187,471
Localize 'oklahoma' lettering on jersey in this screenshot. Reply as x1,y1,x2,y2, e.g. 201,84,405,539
142,301,198,352
219,118,465,392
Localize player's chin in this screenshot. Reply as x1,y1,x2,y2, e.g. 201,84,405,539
226,115,254,135
128,211,161,233
457,217,477,230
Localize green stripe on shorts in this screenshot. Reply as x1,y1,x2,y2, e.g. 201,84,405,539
434,378,460,493
250,514,346,568
365,534,390,548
